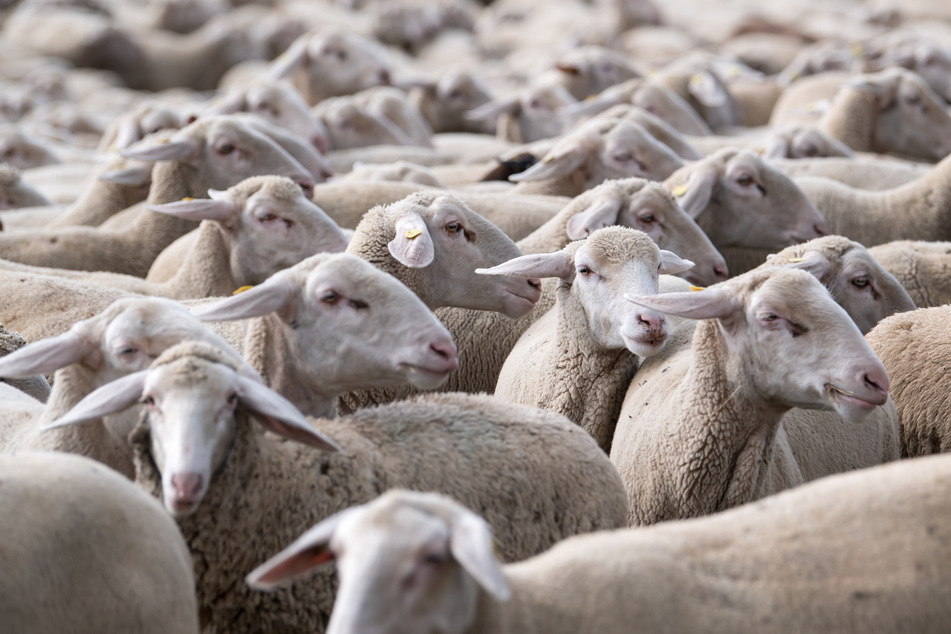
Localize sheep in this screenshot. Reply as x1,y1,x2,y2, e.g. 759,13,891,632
269,29,393,105
0,175,350,299
561,78,714,136
0,125,63,170
466,82,577,144
97,101,184,152
774,156,929,190
0,325,50,402
687,124,855,159
867,240,951,307
0,115,314,276
507,117,687,197
792,154,951,248
0,297,259,478
487,227,694,452
0,163,53,210
0,452,199,634
315,97,418,149
541,45,643,101
408,69,494,134
591,104,703,160
349,86,435,147
247,458,951,634
866,306,951,458
861,34,951,104
611,267,891,525
367,0,476,54
650,53,746,131
52,340,628,633
342,160,445,187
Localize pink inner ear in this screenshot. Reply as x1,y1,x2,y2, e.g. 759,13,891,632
254,546,336,586
258,415,339,452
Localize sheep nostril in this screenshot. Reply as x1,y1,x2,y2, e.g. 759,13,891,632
527,279,541,291
814,222,828,237
713,263,729,280
297,179,315,197
377,69,392,85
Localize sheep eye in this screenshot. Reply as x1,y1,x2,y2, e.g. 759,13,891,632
258,212,278,223
736,174,754,186
422,552,447,565
217,143,235,155
761,313,778,322
143,396,156,407
321,290,341,304
577,265,593,275
226,393,238,406
639,213,656,223
614,153,633,162
851,276,870,288
119,347,138,355
445,221,463,234
348,299,369,310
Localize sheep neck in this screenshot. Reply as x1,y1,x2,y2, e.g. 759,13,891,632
675,318,788,518
549,283,638,453
243,314,338,418
163,221,236,299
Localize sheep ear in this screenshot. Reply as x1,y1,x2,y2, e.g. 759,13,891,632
477,251,573,281
196,277,298,322
560,94,618,119
270,38,310,80
450,510,511,601
565,195,623,239
0,331,93,378
98,164,153,187
761,136,789,159
41,371,148,431
674,164,718,219
121,136,199,163
205,91,248,116
465,95,520,123
147,196,237,222
246,507,357,591
113,119,143,150
508,150,586,183
777,250,830,279
625,286,738,320
236,376,341,452
687,72,728,108
388,213,434,268
848,75,899,111
658,250,695,275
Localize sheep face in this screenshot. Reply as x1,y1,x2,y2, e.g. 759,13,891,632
316,100,411,150
553,46,641,100
863,71,951,161
761,126,854,160
247,490,507,634
671,149,827,250
627,268,891,423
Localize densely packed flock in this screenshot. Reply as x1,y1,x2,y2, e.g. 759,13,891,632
0,0,950,631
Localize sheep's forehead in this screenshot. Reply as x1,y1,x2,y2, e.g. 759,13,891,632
147,358,237,397
103,300,194,340
236,176,302,203
307,256,401,295
747,271,834,315
578,227,659,267
337,502,450,556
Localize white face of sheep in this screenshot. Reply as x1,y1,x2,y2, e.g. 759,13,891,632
760,126,854,159
563,179,728,286
671,149,828,250
120,116,316,196
198,253,459,393
317,100,411,150
246,490,509,634
479,226,694,357
766,239,917,335
626,268,891,422
246,82,330,153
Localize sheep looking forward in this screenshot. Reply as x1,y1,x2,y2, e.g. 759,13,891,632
248,458,951,634
488,227,694,451
0,452,199,634
611,267,890,524
52,341,627,633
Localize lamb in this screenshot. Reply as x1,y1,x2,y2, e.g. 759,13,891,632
408,69,494,134
466,82,577,143
792,154,951,248
247,459,951,634
0,163,53,209
867,240,951,307
52,340,628,633
611,267,891,524
269,29,393,105
0,115,314,276
650,51,744,131
487,227,694,451
866,306,951,458
561,78,713,136
0,297,258,478
0,452,199,634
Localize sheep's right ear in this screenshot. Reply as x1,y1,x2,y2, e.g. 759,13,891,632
687,71,729,108
0,331,93,378
761,136,790,159
113,119,143,150
196,277,298,322
99,163,153,187
121,136,199,163
246,508,359,590
236,375,341,452
625,286,738,321
466,95,519,122
776,249,831,279
559,94,618,119
450,510,510,601
204,91,249,116
269,38,310,80
388,213,435,268
673,163,719,219
147,193,237,222
565,194,623,239
508,150,586,183
477,251,573,281
41,371,148,431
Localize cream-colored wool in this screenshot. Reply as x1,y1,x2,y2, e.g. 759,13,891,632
868,240,951,308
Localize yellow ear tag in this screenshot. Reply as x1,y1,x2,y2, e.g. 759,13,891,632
788,257,806,263
404,229,422,240
584,94,598,101
672,185,688,197
181,197,194,201
158,139,170,143
233,285,254,295
689,285,704,291
851,44,864,57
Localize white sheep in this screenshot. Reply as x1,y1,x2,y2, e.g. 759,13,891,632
867,240,951,307
52,340,628,633
247,460,951,634
611,267,891,524
487,226,694,451
408,69,494,134
466,82,577,144
774,156,929,190
0,452,199,634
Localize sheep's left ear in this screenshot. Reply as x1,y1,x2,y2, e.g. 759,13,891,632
565,193,622,239
41,371,148,431
270,37,310,80
761,136,790,159
674,163,719,219
121,135,199,163
775,250,831,279
625,286,738,321
388,213,434,268
658,250,694,275
450,510,510,601
246,507,359,591
509,149,586,183
236,375,341,452
687,72,728,108
477,251,573,281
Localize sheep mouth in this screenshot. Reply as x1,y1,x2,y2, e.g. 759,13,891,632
401,361,457,387
623,333,667,355
826,383,885,410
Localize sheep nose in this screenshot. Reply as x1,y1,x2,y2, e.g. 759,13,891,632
527,278,541,291
864,369,890,400
171,473,203,501
814,221,828,237
377,68,392,85
639,312,666,336
310,133,329,154
429,339,459,372
713,262,729,280
297,178,315,197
